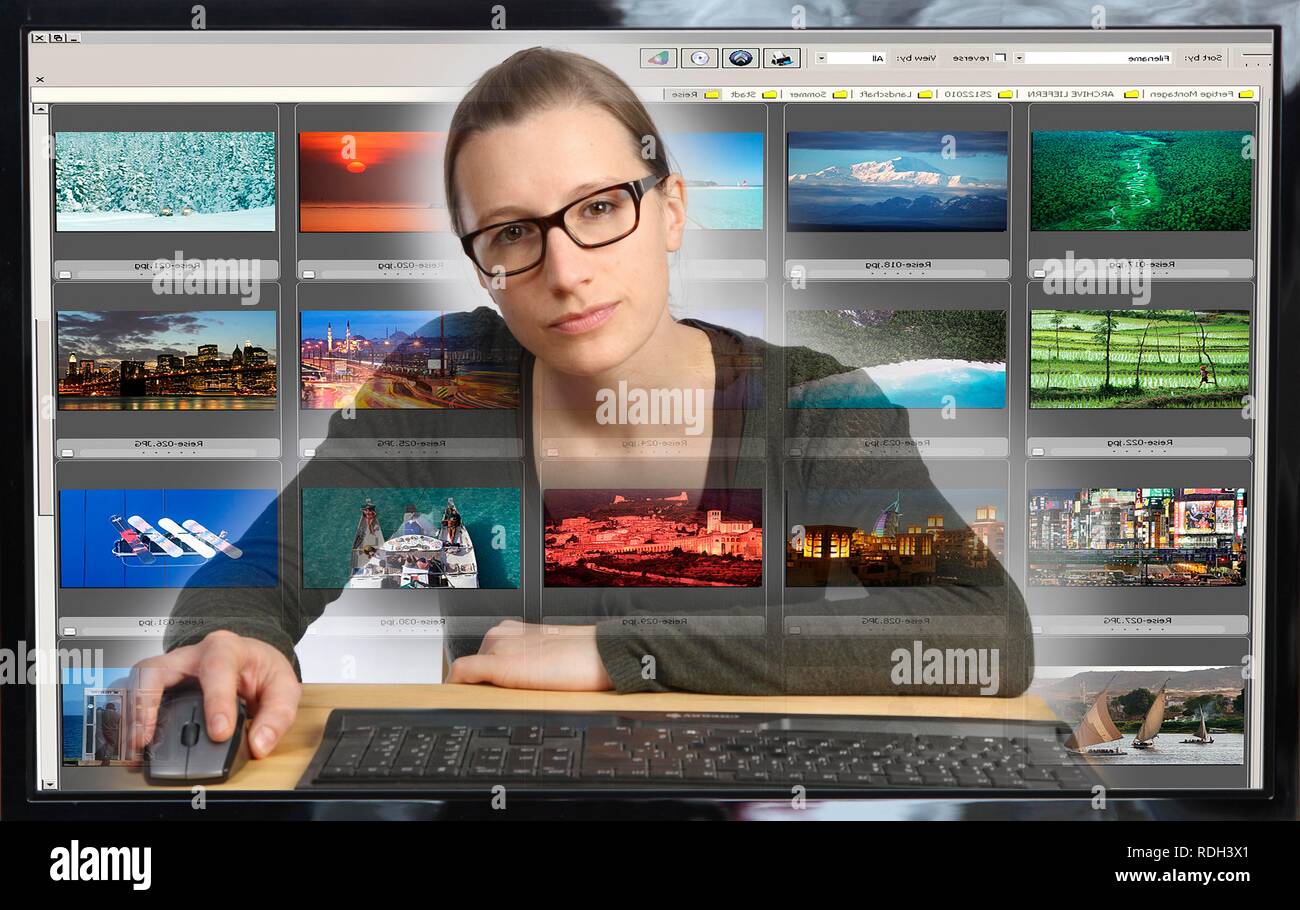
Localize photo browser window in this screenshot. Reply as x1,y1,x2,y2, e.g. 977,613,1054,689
23,28,1275,797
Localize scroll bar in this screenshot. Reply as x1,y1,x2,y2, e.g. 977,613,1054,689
35,318,53,514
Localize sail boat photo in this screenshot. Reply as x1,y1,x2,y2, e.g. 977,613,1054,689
1064,678,1127,756
1181,707,1215,745
1030,667,1245,765
1131,679,1169,750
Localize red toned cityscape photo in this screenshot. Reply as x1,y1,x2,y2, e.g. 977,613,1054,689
543,489,763,587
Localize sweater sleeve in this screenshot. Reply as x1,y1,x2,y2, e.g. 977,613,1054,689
161,426,355,679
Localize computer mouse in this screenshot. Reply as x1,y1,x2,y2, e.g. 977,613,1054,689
144,680,250,784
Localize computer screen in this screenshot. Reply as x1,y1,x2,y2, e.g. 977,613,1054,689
19,26,1279,803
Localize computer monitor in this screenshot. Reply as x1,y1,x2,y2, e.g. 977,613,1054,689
8,21,1293,818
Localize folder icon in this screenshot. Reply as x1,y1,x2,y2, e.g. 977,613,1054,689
1124,89,1140,99
1239,89,1255,99
704,90,719,99
832,89,848,99
997,89,1013,99
917,90,933,99
762,90,778,99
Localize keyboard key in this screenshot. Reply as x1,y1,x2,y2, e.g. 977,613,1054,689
422,763,462,778
319,765,356,780
511,726,543,746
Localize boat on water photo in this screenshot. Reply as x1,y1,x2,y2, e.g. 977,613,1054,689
345,497,478,589
1181,708,1216,745
1131,680,1169,750
1065,678,1128,756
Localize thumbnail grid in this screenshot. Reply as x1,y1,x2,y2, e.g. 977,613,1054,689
44,94,1260,740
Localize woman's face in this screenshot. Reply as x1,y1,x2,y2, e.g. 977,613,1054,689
455,104,687,377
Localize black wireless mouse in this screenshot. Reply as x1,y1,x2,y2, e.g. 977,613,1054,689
145,680,250,784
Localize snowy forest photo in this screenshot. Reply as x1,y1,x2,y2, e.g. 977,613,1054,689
54,131,276,231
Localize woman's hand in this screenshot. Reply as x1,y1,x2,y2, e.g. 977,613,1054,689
128,630,302,759
447,620,615,691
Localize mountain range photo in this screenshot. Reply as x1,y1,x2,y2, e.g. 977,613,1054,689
788,131,1008,231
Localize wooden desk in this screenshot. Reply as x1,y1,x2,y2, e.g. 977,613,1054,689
212,684,1057,790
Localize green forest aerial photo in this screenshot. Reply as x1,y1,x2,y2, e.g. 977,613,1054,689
1031,130,1252,231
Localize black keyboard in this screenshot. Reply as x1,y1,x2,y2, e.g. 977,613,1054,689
298,709,1100,793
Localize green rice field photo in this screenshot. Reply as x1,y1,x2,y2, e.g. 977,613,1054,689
1030,130,1252,231
1029,309,1249,409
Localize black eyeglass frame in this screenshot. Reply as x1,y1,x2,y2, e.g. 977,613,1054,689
458,173,666,277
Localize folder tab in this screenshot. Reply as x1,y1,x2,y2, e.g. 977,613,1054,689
1238,89,1255,99
1124,89,1140,99
704,90,719,99
917,89,933,99
997,89,1013,99
762,90,778,99
832,89,848,99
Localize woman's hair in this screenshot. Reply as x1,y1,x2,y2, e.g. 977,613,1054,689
443,46,673,236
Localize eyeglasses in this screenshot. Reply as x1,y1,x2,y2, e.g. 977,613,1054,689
459,174,664,277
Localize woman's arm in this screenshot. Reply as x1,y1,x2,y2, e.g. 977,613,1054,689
161,426,362,677
592,340,1033,697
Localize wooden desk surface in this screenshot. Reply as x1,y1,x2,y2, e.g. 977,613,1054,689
214,684,1058,791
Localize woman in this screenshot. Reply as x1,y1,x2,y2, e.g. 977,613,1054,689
135,47,1032,759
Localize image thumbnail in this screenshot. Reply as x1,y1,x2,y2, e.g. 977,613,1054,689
62,666,136,766
666,131,764,230
299,131,448,232
57,310,277,410
787,489,1006,587
1028,487,1246,586
54,131,276,231
1030,666,1245,764
59,488,278,588
787,309,1007,409
787,130,1008,231
300,307,520,409
301,487,520,589
544,489,763,587
1030,130,1252,231
1029,309,1249,409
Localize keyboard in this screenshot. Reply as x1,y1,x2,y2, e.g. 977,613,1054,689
298,709,1100,793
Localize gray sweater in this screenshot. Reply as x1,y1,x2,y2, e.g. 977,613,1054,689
163,313,1033,698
